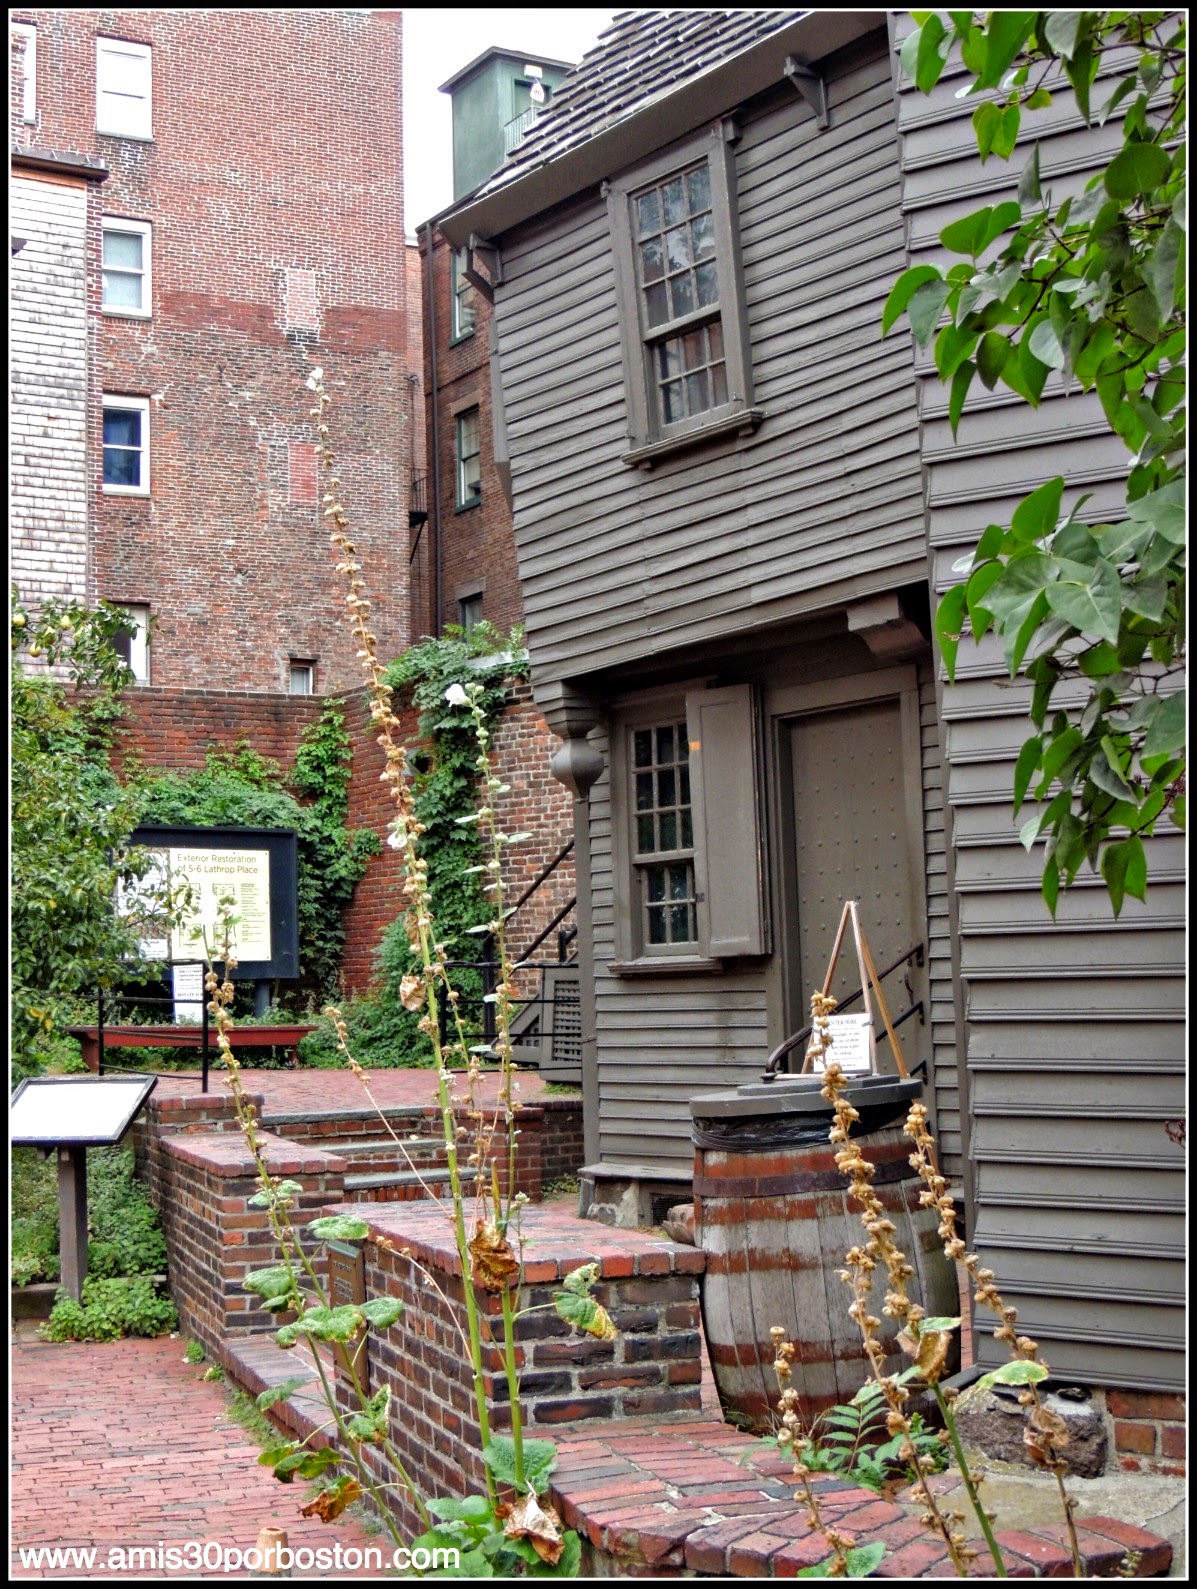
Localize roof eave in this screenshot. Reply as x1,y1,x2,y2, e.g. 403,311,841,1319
439,10,881,248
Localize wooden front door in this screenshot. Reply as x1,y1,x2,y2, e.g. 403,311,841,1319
781,692,931,1080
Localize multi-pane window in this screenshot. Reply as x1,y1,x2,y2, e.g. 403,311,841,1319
14,21,36,123
102,218,151,315
459,592,483,633
102,396,150,494
96,37,152,139
451,249,476,339
632,721,698,947
634,163,728,426
289,660,315,695
609,131,759,461
456,408,481,507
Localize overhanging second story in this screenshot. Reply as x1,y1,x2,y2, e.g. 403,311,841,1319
439,11,926,708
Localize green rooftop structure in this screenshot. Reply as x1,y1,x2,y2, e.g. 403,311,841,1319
439,47,575,202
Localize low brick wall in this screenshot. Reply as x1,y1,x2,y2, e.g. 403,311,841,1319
317,1202,705,1537
1107,1389,1186,1475
539,1095,585,1187
131,1085,254,1217
158,1130,345,1361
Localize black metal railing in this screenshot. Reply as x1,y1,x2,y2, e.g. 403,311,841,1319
760,943,926,1082
409,468,428,529
92,963,214,1092
437,840,576,1054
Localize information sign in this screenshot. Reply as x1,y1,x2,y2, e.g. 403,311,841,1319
11,1075,158,1147
813,1013,874,1075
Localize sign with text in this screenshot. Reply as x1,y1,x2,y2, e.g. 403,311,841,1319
811,1013,875,1075
126,826,299,981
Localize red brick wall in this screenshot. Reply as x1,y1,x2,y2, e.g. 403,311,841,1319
19,9,408,694
1108,1390,1186,1476
111,685,325,776
419,227,526,641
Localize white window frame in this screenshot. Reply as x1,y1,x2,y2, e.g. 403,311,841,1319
101,217,152,317
102,395,150,496
451,249,476,340
455,407,481,508
111,604,150,683
96,37,153,140
289,660,315,696
13,21,36,123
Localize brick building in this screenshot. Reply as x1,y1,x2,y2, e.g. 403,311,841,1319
11,9,413,696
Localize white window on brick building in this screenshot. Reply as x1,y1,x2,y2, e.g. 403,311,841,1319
102,396,150,495
289,659,315,695
102,218,152,316
13,21,36,124
455,407,481,508
459,591,484,634
110,603,150,683
96,37,152,139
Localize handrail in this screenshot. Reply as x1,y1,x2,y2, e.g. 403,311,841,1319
509,839,574,916
760,943,925,1082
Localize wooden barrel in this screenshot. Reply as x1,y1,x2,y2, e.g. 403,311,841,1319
691,1077,959,1433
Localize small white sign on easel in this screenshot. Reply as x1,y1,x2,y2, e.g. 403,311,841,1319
816,1012,874,1075
172,962,205,1025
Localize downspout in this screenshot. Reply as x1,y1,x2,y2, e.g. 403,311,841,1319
422,221,444,638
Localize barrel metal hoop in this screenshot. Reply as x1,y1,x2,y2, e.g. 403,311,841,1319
691,1103,912,1151
693,1154,915,1200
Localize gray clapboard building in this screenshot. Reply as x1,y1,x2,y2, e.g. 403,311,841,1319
437,11,1185,1393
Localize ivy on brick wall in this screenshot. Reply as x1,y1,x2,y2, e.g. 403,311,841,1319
301,624,528,1068
131,701,378,1012
11,589,162,1076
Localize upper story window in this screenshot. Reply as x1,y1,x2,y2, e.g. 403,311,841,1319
609,125,760,467
455,407,481,508
102,395,150,495
458,591,484,633
13,21,36,123
96,37,152,139
102,218,152,316
451,249,476,340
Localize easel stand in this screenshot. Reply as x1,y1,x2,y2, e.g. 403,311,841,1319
801,899,910,1079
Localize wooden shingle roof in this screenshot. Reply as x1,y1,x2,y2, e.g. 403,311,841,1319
476,9,804,199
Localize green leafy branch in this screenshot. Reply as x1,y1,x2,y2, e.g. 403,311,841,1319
887,10,1186,914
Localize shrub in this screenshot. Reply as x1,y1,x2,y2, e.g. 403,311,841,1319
42,1276,178,1342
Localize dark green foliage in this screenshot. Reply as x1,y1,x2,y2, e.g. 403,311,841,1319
42,1276,178,1342
888,12,1186,912
302,625,527,1068
131,701,377,1008
11,591,168,1074
11,1145,167,1286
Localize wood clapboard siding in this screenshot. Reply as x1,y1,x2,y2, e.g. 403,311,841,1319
889,15,1185,1390
918,657,961,1177
495,36,927,686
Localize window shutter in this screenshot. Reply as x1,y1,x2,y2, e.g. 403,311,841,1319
686,683,768,957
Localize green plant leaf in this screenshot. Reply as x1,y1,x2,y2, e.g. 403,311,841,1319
1105,141,1173,201
1043,555,1124,645
1012,736,1042,813
907,278,953,345
359,1296,404,1329
948,360,975,435
1011,477,1065,544
308,1214,369,1241
243,1266,296,1301
483,1435,559,1496
882,265,944,333
934,585,967,679
976,1358,1050,1393
1141,692,1186,760
256,1376,311,1411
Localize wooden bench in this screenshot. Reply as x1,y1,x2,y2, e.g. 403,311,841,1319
68,1024,318,1073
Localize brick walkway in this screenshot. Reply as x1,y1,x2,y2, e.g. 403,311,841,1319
119,1066,560,1115
10,1325,394,1579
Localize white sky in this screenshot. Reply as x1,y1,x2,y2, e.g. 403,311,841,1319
402,9,619,232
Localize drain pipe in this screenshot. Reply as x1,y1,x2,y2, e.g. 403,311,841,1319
422,221,443,638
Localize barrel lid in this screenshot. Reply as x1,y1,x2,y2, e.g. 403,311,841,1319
689,1073,921,1121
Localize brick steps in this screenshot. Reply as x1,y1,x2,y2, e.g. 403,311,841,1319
220,1337,1174,1579
547,1421,1175,1578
